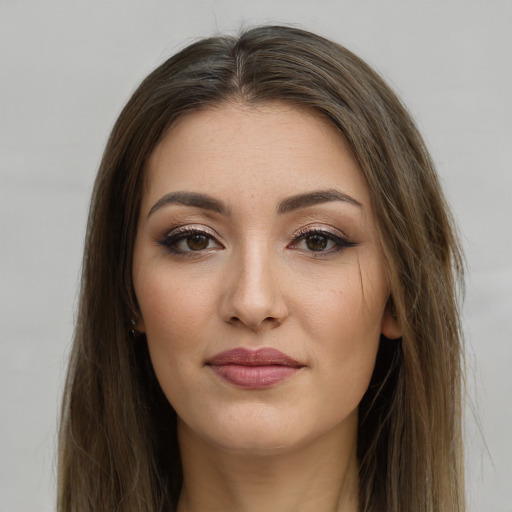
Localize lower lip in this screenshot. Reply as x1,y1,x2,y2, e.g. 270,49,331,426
209,364,301,388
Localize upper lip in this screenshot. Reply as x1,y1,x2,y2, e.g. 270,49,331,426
206,347,304,367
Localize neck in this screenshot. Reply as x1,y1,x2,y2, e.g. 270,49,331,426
176,414,360,512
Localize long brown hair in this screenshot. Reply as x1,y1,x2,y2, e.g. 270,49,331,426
58,25,465,512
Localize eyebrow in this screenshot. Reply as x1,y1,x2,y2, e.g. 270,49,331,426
148,191,230,218
148,188,362,218
277,189,362,214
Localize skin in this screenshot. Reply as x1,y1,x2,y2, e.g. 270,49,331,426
132,102,401,512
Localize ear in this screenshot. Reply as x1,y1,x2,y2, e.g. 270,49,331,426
381,313,401,340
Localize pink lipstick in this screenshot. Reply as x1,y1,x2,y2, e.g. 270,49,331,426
206,347,304,388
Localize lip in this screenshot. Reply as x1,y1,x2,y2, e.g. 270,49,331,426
206,347,305,389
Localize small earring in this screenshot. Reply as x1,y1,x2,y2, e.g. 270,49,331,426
130,319,144,338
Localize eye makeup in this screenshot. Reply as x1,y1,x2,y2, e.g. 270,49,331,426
157,221,356,259
157,224,224,256
288,224,356,257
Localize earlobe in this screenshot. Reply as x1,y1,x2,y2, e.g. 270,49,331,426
135,317,145,332
130,317,146,337
381,314,401,340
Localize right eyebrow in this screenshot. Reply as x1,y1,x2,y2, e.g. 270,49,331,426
147,191,231,218
277,188,362,214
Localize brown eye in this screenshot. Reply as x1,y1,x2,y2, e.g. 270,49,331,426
159,228,223,255
305,234,328,251
289,228,356,255
187,234,209,251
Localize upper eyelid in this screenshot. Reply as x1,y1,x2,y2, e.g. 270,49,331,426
164,224,219,238
159,223,352,245
292,224,350,240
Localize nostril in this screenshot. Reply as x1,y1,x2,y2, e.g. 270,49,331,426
263,316,281,327
228,315,281,331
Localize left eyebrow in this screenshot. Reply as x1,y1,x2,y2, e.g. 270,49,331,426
277,189,362,214
148,191,231,218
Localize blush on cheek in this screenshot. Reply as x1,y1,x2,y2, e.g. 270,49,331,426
141,284,207,340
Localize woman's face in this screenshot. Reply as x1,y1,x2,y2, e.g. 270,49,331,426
133,102,400,454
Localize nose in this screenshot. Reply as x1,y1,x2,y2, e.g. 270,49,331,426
219,244,289,333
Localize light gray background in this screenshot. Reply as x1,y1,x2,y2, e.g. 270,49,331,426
1,1,510,511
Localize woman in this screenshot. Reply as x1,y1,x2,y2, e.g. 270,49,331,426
58,25,465,512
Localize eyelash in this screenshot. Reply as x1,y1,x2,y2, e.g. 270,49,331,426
289,227,356,256
158,225,355,257
158,226,222,256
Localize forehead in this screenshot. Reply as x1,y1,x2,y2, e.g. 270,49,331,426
142,101,371,213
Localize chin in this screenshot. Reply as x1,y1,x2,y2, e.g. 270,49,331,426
179,403,312,455
183,405,356,457
210,427,304,456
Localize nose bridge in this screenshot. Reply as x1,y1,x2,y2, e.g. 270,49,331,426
221,236,287,331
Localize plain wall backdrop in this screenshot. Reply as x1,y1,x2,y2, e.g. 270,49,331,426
1,1,510,510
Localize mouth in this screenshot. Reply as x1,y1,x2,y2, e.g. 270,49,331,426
206,347,305,389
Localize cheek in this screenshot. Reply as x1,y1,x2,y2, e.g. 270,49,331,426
138,299,207,429
136,266,216,345
133,265,220,405
299,260,387,406
317,296,381,384
298,261,386,349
